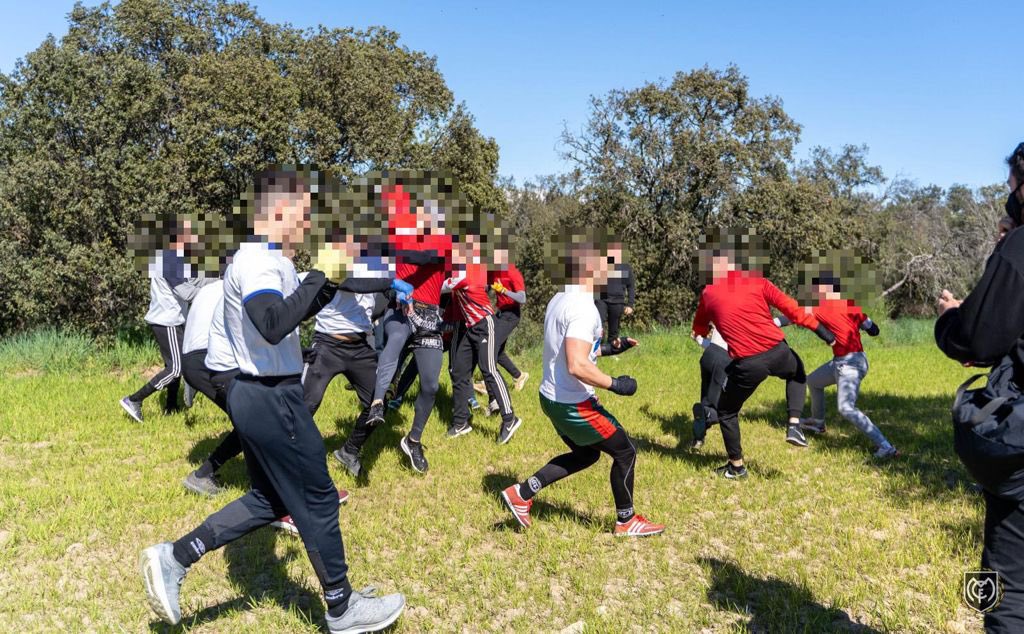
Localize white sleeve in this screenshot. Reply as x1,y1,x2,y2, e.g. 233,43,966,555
564,304,596,342
239,252,283,301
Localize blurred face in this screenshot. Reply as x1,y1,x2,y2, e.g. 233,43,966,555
256,190,311,254
571,244,614,288
171,220,198,252
710,254,734,279
813,283,837,300
493,248,510,268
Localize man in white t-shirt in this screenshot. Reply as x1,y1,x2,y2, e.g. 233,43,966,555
120,221,213,422
139,168,406,634
500,231,664,537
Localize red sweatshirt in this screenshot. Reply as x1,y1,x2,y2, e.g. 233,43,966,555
812,297,868,357
692,270,821,359
444,263,494,326
488,264,525,311
384,183,452,305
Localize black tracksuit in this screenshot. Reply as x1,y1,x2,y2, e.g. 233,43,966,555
936,227,1024,632
181,350,242,473
596,263,635,341
699,343,731,423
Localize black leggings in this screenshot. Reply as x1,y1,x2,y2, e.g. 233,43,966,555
717,341,806,461
522,429,637,521
181,350,242,474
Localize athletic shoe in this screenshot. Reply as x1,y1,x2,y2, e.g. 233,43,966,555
400,436,428,473
497,417,523,445
514,371,530,392
785,424,808,448
326,587,406,634
447,422,473,439
139,542,188,625
488,400,500,417
334,446,362,478
183,382,196,409
873,444,901,460
367,401,385,426
500,484,532,528
272,489,350,535
469,396,482,411
387,397,403,410
614,514,665,537
473,381,488,395
715,463,748,479
799,418,826,434
182,470,225,497
120,396,144,423
691,402,707,450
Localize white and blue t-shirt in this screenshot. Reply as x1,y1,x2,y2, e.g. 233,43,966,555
314,256,391,336
182,280,223,355
223,242,303,377
539,285,603,404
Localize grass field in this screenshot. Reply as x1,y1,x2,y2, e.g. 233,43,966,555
0,322,990,632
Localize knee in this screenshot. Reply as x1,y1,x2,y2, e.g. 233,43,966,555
420,376,440,396
838,404,859,419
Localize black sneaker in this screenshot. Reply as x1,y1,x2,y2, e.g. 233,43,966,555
691,402,707,450
447,422,473,439
497,417,523,445
333,445,362,478
785,424,808,448
400,436,428,473
367,401,386,427
715,463,748,479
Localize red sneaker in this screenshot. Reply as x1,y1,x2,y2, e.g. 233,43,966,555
272,489,350,536
614,514,665,537
501,484,532,528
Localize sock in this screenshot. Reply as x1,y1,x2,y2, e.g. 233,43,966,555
172,523,216,568
194,460,215,479
616,507,635,523
518,475,543,501
129,383,156,403
325,584,353,618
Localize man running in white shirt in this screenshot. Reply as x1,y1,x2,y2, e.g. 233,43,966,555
501,230,664,537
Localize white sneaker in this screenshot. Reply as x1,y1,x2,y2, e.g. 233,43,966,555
514,372,530,392
326,588,406,634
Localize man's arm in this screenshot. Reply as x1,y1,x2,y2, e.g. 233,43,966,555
565,338,637,396
171,277,216,303
625,265,635,306
763,282,834,345
244,271,335,345
691,294,711,338
860,316,880,337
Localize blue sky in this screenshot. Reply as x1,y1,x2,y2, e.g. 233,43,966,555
2,0,1020,189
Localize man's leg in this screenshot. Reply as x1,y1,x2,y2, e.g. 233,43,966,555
806,360,836,422
407,346,444,442
716,358,767,465
471,316,515,423
606,302,624,341
595,299,609,332
700,345,731,423
515,434,601,501
449,325,476,430
127,325,183,410
983,492,1024,633
494,312,522,379
339,340,381,456
595,428,638,522
834,355,891,449
302,334,345,417
373,315,413,403
181,351,219,404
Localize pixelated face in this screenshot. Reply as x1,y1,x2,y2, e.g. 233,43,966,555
257,190,311,252
710,253,734,279
572,243,612,286
813,283,837,300
493,247,509,268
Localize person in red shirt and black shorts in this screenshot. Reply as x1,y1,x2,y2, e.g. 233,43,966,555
445,237,523,444
778,273,898,459
692,248,836,479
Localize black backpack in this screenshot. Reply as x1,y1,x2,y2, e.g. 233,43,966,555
952,357,1024,501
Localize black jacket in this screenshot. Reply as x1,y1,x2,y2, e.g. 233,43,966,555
599,263,635,306
935,228,1024,381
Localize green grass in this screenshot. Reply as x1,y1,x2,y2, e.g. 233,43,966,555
0,323,987,632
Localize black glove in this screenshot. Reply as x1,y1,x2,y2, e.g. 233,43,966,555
609,375,638,396
600,337,636,356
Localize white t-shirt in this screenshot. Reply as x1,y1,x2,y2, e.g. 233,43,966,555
539,285,603,404
223,242,303,377
204,296,236,372
314,257,390,335
182,280,223,354
144,250,190,327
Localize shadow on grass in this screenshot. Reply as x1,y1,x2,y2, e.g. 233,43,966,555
700,557,882,633
321,412,405,486
149,529,324,632
481,472,602,530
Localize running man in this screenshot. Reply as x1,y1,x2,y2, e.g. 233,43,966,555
689,323,730,450
120,221,211,422
691,245,836,479
140,168,405,633
445,236,523,444
783,273,898,459
501,230,664,536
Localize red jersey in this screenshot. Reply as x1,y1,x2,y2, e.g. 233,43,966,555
812,297,868,357
444,263,494,326
384,183,452,305
488,264,525,311
692,270,820,359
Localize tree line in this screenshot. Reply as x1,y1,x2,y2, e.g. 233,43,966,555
0,0,1001,338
